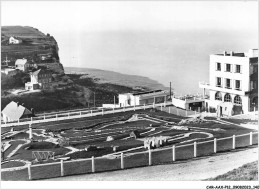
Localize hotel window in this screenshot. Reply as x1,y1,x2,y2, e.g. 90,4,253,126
235,80,241,90
234,95,242,105
224,94,231,102
225,63,231,72
251,81,257,90
216,77,222,87
216,62,221,71
253,65,258,73
225,78,231,89
215,92,222,101
235,65,241,73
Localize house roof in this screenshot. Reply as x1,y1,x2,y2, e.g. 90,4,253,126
15,59,27,65
1,101,32,121
31,69,52,76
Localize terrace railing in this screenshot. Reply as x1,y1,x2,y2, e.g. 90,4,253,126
1,102,172,127
1,131,258,181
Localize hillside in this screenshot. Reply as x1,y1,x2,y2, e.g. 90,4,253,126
1,26,46,38
1,26,63,73
65,67,166,90
0,26,150,113
1,73,144,113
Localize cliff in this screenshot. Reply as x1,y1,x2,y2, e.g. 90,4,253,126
1,26,64,74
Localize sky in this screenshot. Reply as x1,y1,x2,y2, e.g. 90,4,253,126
1,1,258,32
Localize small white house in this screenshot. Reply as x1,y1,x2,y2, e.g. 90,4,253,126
15,58,30,72
171,95,205,111
119,90,170,107
9,36,22,44
1,101,34,123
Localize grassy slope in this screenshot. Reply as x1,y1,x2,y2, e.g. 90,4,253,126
1,26,46,38
1,74,142,113
206,161,258,181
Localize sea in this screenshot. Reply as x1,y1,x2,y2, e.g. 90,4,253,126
60,29,258,95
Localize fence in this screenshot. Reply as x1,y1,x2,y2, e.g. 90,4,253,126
1,131,258,181
156,106,199,117
1,102,173,127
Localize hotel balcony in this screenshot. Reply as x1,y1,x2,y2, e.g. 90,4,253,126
199,81,248,96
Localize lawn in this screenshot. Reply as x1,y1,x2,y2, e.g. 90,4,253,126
1,161,25,169
1,108,259,180
10,142,70,161
205,161,258,181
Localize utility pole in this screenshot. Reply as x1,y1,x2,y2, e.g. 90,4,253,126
114,95,116,108
169,82,172,101
94,92,96,108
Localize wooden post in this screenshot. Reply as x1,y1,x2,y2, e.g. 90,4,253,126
144,104,146,110
56,114,58,120
92,156,95,173
68,113,70,118
121,152,124,169
172,145,176,161
250,132,253,146
194,142,197,157
61,160,64,176
91,110,93,116
43,115,45,120
80,111,82,116
28,163,32,180
31,117,33,122
232,135,236,149
161,105,162,111
169,107,170,113
102,109,104,116
214,138,217,153
149,149,152,166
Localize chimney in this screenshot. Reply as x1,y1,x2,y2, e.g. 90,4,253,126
230,51,234,56
31,108,34,115
223,51,227,56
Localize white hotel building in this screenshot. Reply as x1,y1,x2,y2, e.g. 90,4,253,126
199,49,258,116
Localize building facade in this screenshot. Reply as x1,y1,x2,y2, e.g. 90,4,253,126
9,36,22,44
118,90,171,107
1,101,34,122
199,49,258,116
15,58,30,72
25,69,53,90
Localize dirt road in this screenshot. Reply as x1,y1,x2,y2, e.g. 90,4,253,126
42,147,258,181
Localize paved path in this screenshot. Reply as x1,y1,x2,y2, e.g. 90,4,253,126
41,147,258,181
